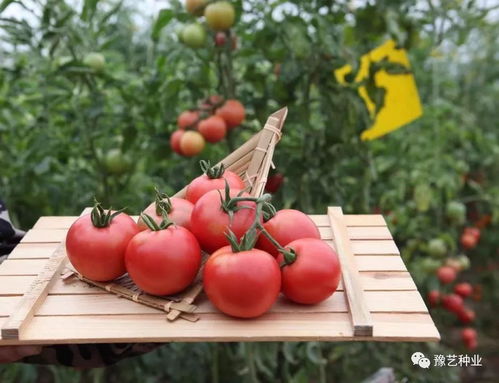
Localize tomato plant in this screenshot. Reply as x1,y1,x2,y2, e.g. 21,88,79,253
264,173,284,194
436,266,457,284
180,131,205,156
170,130,185,155
215,99,245,129
198,115,227,143
177,110,199,130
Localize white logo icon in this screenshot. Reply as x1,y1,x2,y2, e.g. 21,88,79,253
411,352,430,369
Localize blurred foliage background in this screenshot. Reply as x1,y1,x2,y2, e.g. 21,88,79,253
0,0,498,382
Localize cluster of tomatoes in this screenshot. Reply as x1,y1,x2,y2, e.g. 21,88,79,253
180,1,237,49
426,225,482,350
65,161,341,319
171,96,245,157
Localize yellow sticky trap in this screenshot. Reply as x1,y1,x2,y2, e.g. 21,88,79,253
335,40,423,140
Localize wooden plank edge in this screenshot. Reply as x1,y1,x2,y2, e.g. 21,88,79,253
328,207,374,337
1,244,67,340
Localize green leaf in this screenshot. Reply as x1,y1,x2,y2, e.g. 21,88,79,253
0,0,16,13
81,0,99,22
152,9,173,42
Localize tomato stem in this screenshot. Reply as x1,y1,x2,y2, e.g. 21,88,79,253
200,160,226,179
90,199,126,228
154,187,172,215
140,206,175,231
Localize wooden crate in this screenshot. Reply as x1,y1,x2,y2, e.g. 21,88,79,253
0,208,439,345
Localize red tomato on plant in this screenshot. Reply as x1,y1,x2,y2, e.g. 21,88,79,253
177,110,199,130
216,99,245,129
203,246,281,318
436,266,457,284
185,161,245,204
276,238,341,304
214,31,226,46
461,328,477,350
454,282,473,298
180,131,205,157
457,307,475,324
442,293,464,313
427,290,440,307
66,202,139,282
464,227,480,241
170,130,184,155
190,188,258,253
460,232,477,249
264,173,284,194
256,209,321,257
138,190,193,231
198,115,227,143
125,215,201,296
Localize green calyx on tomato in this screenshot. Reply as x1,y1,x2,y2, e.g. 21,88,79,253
140,209,175,231
90,199,126,228
153,187,173,215
200,160,226,179
225,228,258,253
229,192,295,263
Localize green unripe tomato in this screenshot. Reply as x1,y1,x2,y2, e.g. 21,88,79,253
83,52,106,71
456,254,471,270
104,149,131,175
427,238,447,258
186,0,207,16
446,201,466,225
204,1,235,31
413,183,432,212
181,24,206,48
421,257,442,273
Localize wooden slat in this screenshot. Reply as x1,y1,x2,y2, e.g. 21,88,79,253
328,207,373,337
371,313,439,341
310,215,386,227
1,244,67,339
355,256,407,272
0,312,438,345
0,276,37,296
33,216,77,230
0,259,47,276
319,226,392,240
36,288,425,317
20,229,67,244
46,271,415,296
6,244,57,259
358,271,415,290
0,297,22,317
325,240,399,256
